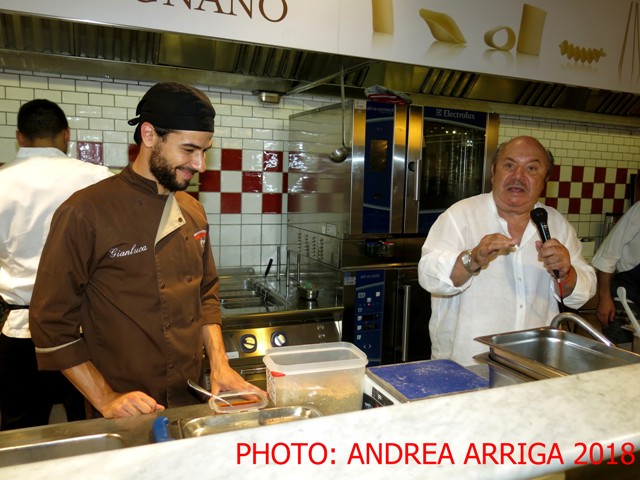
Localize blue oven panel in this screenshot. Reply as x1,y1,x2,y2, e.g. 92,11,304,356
362,102,396,234
352,270,385,365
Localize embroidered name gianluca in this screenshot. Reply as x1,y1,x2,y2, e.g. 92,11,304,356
109,244,148,258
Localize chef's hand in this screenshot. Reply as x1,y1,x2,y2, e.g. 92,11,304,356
595,270,616,327
62,361,164,419
596,293,616,326
203,323,266,396
209,363,267,396
100,391,165,418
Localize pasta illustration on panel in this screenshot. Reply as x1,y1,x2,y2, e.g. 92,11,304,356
559,40,606,64
419,8,466,44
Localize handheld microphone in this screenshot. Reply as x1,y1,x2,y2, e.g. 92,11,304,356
530,207,559,278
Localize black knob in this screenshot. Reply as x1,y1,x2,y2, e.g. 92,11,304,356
240,334,257,353
271,331,288,347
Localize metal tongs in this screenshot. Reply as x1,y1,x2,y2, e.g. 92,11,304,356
188,379,233,407
187,379,268,414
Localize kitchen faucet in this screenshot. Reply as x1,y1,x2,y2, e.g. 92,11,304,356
550,312,613,347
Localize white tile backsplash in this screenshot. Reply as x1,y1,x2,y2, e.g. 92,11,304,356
220,225,241,246
261,224,281,244
261,172,282,193
5,87,33,101
220,171,242,192
103,143,130,168
241,193,261,214
218,246,241,266
2,69,640,272
241,150,263,171
241,245,261,267
241,225,261,244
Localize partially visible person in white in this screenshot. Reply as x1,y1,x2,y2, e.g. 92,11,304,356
0,99,113,430
592,201,640,344
418,136,596,365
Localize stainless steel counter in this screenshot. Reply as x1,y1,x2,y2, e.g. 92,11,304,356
0,401,323,468
0,402,212,467
4,364,640,479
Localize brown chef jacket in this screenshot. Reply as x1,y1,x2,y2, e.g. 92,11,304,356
29,164,221,407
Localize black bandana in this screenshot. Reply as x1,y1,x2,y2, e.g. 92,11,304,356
127,82,216,144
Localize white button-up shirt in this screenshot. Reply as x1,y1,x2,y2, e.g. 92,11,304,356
592,201,640,274
0,148,112,338
418,193,596,365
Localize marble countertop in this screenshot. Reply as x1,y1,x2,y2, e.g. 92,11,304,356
1,363,639,480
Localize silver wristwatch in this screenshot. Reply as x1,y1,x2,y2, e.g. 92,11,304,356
461,249,481,275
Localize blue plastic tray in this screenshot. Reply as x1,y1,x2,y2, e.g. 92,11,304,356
367,359,488,401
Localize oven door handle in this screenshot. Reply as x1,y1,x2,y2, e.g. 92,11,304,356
413,157,422,202
401,284,411,362
240,366,266,377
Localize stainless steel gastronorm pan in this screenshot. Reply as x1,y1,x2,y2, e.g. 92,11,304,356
475,327,640,380
178,406,321,438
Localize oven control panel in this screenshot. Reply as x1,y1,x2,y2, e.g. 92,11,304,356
351,269,384,365
223,321,341,361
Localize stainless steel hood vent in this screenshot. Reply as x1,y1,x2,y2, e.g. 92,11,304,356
1,11,640,117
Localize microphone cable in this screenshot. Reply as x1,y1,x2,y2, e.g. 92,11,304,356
531,207,567,312
555,276,566,312
554,266,575,312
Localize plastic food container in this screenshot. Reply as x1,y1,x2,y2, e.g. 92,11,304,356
263,342,368,415
208,390,268,414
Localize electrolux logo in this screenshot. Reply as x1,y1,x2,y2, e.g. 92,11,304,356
136,0,289,23
435,109,477,121
427,106,487,128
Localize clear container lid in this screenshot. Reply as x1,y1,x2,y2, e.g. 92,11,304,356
208,390,268,414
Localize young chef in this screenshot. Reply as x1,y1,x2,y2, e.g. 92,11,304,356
29,82,254,418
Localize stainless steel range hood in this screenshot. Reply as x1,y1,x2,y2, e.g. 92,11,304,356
2,11,640,118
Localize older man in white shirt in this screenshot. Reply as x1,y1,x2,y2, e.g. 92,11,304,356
418,136,596,365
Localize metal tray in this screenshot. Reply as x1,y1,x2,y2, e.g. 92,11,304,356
178,406,321,438
475,327,640,380
473,353,535,387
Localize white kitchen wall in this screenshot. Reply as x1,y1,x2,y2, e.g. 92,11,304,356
0,70,336,273
499,113,640,242
1,69,639,272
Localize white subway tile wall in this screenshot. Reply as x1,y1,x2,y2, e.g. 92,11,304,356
1,70,639,272
499,115,640,242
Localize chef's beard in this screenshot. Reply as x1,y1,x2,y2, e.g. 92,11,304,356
149,143,193,192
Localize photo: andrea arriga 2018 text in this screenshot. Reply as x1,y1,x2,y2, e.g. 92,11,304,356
236,441,637,466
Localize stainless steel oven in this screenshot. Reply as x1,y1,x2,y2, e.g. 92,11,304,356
287,235,430,366
287,99,498,237
286,100,497,365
